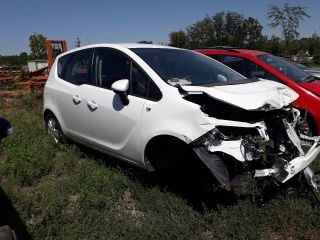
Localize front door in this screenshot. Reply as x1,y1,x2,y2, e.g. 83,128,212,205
85,48,147,163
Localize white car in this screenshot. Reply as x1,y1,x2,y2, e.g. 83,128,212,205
43,44,320,200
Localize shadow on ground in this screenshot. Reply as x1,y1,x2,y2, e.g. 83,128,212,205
0,187,32,240
77,144,244,212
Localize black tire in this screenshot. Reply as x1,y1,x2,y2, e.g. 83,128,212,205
45,114,65,144
307,116,318,137
0,225,16,240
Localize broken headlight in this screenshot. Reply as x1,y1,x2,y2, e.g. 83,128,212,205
190,128,222,147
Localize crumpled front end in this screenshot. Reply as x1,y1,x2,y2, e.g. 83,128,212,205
181,84,320,193
191,109,320,191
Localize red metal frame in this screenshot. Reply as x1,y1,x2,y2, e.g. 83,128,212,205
45,40,68,70
1,40,68,98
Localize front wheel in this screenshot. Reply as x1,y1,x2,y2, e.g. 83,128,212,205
306,170,320,210
297,114,318,137
45,114,65,144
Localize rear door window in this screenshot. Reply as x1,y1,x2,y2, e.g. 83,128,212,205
66,49,93,85
57,53,73,80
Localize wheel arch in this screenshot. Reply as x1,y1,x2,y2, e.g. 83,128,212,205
143,134,197,171
44,108,56,121
43,108,66,135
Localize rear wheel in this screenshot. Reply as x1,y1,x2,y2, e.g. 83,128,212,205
45,114,65,144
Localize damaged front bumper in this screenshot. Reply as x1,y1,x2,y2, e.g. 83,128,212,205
255,135,320,183
190,113,320,190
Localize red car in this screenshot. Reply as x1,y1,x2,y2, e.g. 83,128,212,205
196,47,320,135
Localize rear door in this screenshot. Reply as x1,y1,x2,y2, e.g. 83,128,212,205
54,49,93,142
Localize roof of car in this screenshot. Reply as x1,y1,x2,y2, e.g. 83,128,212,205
196,47,267,56
58,43,178,57
76,43,176,50
57,43,180,59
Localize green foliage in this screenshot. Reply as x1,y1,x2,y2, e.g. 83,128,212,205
185,15,216,49
314,55,320,65
260,35,285,56
0,97,55,186
169,11,264,49
137,40,153,44
1,97,320,239
167,9,320,62
168,31,187,48
0,54,29,66
29,33,47,59
243,17,264,48
268,3,310,45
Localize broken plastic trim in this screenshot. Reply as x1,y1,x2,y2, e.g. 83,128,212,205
190,123,269,190
254,133,320,183
193,147,231,190
189,128,222,148
191,112,320,191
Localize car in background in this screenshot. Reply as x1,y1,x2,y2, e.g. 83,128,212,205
196,47,320,136
280,58,320,79
303,67,320,78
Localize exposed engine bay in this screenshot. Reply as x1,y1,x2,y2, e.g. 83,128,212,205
180,86,320,207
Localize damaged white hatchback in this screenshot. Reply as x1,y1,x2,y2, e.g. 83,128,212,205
44,44,320,206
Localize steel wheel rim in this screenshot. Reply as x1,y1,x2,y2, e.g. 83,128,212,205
47,118,59,143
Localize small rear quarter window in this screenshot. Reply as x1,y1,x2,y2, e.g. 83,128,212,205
57,53,73,80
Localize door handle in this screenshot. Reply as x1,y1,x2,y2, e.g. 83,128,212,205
72,95,82,104
87,100,98,110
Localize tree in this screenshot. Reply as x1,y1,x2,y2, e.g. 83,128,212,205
309,33,320,55
243,17,264,48
267,3,310,45
211,12,227,45
169,12,263,49
185,16,215,49
168,30,187,48
29,33,47,59
263,35,284,56
138,40,153,44
19,52,28,58
224,12,246,47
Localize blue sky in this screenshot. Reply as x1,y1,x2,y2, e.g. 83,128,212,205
1,0,319,55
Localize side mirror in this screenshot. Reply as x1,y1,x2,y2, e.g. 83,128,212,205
111,79,130,106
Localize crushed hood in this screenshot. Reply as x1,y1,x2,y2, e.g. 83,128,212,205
180,79,299,110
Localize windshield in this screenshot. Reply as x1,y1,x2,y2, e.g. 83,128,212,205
257,54,315,83
131,48,246,86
